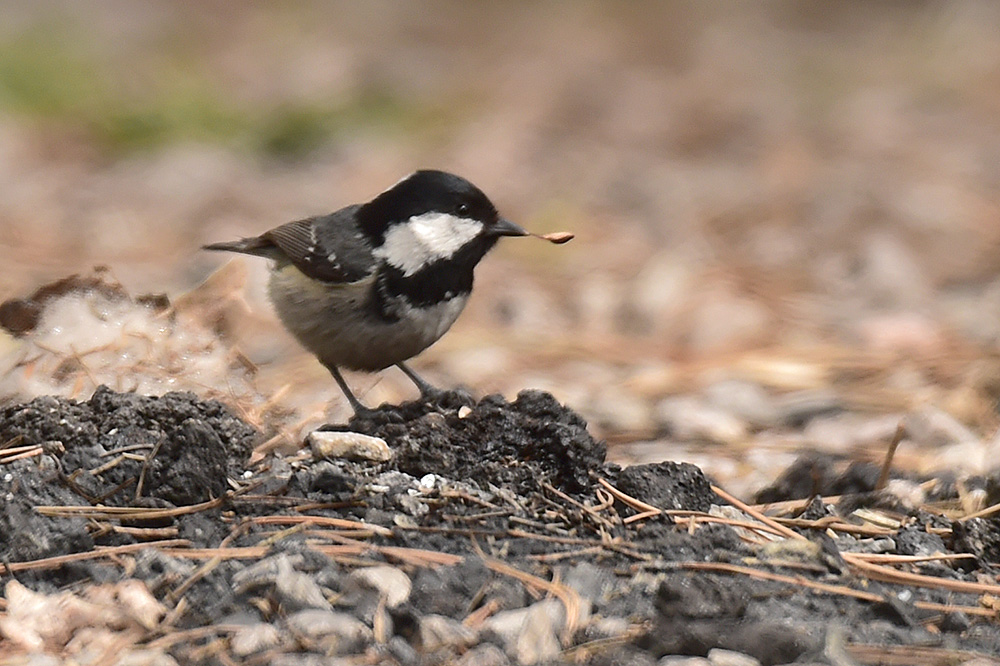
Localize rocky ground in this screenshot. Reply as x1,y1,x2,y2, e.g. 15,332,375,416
2,379,1000,665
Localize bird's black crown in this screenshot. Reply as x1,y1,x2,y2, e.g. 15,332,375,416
358,170,500,242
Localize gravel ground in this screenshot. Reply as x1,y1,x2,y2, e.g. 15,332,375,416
2,386,1000,665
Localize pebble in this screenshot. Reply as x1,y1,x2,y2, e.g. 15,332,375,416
563,562,613,606
706,648,762,666
230,622,283,656
284,609,371,654
583,616,632,641
274,557,333,612
347,565,412,608
905,406,979,448
484,598,564,665
631,251,696,331
396,491,429,518
687,288,770,353
307,430,392,462
455,644,511,666
387,635,420,665
113,651,181,666
115,580,167,630
418,614,477,650
801,413,899,454
859,231,931,309
884,478,927,509
586,389,652,433
269,654,352,666
515,601,564,665
702,379,779,428
776,390,844,427
654,396,748,445
230,554,332,613
658,657,712,666
20,657,65,666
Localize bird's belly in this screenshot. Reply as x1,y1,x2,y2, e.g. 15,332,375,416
267,266,468,371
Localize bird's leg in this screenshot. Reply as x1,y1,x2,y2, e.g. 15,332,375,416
321,362,373,416
396,362,446,400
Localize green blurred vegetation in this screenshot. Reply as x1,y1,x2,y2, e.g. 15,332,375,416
0,18,443,159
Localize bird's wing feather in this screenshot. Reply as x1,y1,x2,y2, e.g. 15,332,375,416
263,206,375,283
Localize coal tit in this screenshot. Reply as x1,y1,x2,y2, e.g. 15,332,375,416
204,170,530,414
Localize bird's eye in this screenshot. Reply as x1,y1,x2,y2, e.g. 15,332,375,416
456,203,470,216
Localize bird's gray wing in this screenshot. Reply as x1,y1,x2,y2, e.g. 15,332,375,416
262,205,375,283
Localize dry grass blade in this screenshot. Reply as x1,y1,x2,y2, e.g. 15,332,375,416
847,552,976,565
843,554,1000,597
673,562,997,618
0,444,41,456
596,477,661,514
542,481,616,531
145,624,244,650
160,546,269,559
960,500,1000,521
462,598,502,628
560,626,649,662
299,528,385,540
710,485,804,541
0,539,191,574
0,446,43,463
774,516,895,537
378,545,463,567
313,532,464,566
666,511,788,541
482,557,583,646
529,546,605,562
622,509,662,525
35,497,224,520
91,523,180,540
246,514,392,536
751,494,846,517
846,642,1000,666
875,421,905,491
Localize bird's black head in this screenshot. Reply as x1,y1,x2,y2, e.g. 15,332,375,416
358,170,526,246
362,170,527,312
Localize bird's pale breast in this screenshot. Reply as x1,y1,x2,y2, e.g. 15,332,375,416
267,264,468,371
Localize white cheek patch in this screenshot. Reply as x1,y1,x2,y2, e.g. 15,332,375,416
376,212,482,276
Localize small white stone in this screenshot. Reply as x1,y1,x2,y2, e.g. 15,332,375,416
418,614,476,650
230,622,282,656
285,609,371,649
419,473,437,489
348,565,412,608
308,430,392,462
658,657,712,666
655,396,748,445
706,648,761,666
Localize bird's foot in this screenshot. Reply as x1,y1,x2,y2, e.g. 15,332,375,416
419,385,475,410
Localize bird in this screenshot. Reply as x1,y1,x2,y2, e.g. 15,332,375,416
203,169,533,415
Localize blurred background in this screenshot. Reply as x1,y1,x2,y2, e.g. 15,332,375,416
2,1,1000,493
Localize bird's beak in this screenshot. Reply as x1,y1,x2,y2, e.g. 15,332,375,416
492,217,529,238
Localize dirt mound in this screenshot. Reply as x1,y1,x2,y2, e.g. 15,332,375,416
343,390,606,498
2,387,1000,664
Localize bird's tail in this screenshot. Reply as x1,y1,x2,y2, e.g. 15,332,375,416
202,236,274,257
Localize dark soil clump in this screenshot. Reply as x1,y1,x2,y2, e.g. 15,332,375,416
344,389,606,497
